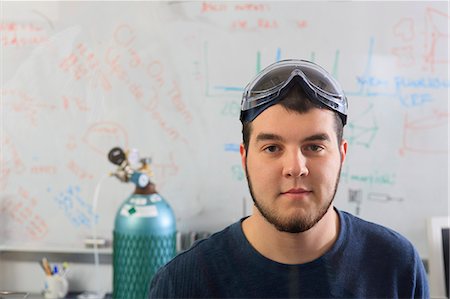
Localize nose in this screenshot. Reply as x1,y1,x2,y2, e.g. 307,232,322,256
282,149,309,177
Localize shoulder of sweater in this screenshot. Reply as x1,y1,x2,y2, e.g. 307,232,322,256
339,210,416,254
156,220,239,272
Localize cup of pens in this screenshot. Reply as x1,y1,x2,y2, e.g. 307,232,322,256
43,275,68,299
41,258,69,299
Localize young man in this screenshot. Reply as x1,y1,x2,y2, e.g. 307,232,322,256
149,59,429,298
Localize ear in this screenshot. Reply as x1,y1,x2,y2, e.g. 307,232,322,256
340,139,348,164
240,143,247,171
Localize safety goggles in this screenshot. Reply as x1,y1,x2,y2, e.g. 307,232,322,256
240,59,348,125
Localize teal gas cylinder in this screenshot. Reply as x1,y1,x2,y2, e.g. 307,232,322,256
113,186,176,299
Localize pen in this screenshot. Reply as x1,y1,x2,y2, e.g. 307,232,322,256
41,257,52,276
62,262,69,272
62,262,70,278
39,260,47,274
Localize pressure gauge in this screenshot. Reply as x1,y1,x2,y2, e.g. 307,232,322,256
130,172,150,188
137,173,149,188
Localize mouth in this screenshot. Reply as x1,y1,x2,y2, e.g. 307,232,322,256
281,188,312,201
281,188,313,202
281,188,312,198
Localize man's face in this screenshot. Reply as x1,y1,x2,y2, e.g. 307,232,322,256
240,105,347,233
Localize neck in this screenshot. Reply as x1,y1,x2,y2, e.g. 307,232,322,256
242,205,340,264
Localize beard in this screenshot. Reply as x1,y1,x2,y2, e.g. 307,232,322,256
244,160,342,234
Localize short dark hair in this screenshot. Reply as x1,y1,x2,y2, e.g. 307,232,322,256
241,85,344,152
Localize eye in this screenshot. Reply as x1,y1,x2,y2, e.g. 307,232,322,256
304,144,324,153
263,145,280,153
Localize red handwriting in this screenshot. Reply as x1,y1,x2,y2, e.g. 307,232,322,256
141,65,188,142
147,60,165,87
200,2,278,30
423,7,450,72
113,24,136,47
104,24,190,144
400,110,449,155
152,153,179,189
391,7,449,72
257,19,278,29
82,122,129,156
128,48,142,68
1,22,48,47
148,108,182,140
0,134,26,191
0,187,49,240
232,18,279,30
59,43,112,91
232,20,248,30
297,20,308,29
67,160,94,180
3,135,25,172
201,2,228,13
393,18,415,42
201,2,270,13
391,18,416,67
0,22,43,32
65,135,77,151
2,89,57,126
391,46,415,67
104,46,146,100
30,165,57,175
62,95,90,112
234,3,269,11
169,81,192,124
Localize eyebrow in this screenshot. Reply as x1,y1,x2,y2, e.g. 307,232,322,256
302,133,331,143
255,132,331,143
255,133,284,143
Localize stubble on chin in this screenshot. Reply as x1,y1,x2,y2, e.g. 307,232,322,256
244,160,341,234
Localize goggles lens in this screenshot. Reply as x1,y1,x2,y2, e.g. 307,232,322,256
240,59,348,124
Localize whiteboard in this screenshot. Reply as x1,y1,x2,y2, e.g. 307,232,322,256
1,1,448,258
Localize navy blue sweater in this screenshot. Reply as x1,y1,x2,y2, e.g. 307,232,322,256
149,209,429,298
